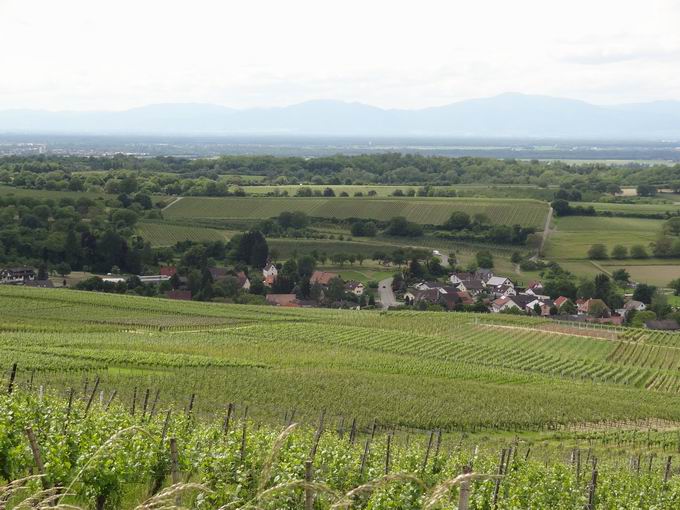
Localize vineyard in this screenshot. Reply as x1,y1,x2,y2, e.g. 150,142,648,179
4,288,680,507
3,286,680,432
3,387,680,509
136,222,233,247
162,197,549,228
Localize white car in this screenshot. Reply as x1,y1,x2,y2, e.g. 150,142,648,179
433,250,441,256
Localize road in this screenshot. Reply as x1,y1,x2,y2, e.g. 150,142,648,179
538,206,554,256
378,277,398,309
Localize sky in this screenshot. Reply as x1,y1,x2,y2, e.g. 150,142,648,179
1,0,680,111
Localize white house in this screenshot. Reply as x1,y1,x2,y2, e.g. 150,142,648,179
487,276,513,288
344,280,365,296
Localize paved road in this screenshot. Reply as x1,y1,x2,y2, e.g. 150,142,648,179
378,277,398,309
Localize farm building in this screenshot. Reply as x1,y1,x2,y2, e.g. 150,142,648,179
0,267,36,284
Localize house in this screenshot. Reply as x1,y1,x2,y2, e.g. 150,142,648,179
344,280,365,296
617,300,647,317
527,280,544,292
454,278,485,296
526,298,555,316
577,298,611,317
263,262,278,279
138,275,171,284
236,271,251,291
0,267,36,284
102,276,126,284
165,290,192,301
414,281,445,291
645,320,680,331
208,267,228,281
449,272,476,285
265,294,299,307
159,266,177,277
491,296,523,313
404,288,441,305
489,284,516,298
554,296,570,310
476,268,494,281
310,271,340,286
525,287,550,300
487,276,513,288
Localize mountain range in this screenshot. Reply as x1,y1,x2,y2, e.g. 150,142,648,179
2,93,680,139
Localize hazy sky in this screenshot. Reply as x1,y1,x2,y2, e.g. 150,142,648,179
1,0,680,111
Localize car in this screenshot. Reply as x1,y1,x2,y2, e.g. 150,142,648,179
433,250,441,256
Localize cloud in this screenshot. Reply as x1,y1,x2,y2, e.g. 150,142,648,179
561,47,680,65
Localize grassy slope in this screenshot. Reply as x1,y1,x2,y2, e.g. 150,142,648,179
4,285,680,431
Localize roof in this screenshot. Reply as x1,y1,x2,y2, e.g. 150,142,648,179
487,276,511,287
165,290,192,300
624,300,645,310
159,266,177,277
460,279,485,290
263,262,277,272
527,280,543,289
645,320,680,331
554,296,569,308
208,267,228,280
1,267,35,274
236,271,250,287
265,294,298,306
412,288,441,303
493,296,517,308
310,271,339,286
509,294,536,308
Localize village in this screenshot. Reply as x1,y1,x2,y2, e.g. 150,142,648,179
3,261,677,331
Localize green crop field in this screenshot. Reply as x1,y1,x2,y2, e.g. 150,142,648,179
163,196,549,227
5,286,680,508
585,201,680,215
137,221,234,246
545,216,664,260
3,285,680,431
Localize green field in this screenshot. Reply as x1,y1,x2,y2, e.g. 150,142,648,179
5,287,680,507
3,285,680,431
137,221,234,246
545,216,664,260
163,196,549,227
585,201,680,215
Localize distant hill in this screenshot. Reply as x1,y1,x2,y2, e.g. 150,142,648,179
2,93,680,138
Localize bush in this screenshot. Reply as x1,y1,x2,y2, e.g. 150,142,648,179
588,244,608,260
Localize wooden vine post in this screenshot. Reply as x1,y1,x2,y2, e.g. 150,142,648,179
304,459,314,510
25,427,50,489
7,362,17,395
169,438,181,505
458,465,472,510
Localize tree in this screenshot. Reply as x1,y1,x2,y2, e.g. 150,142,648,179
551,199,571,217
665,217,680,236
55,262,71,277
630,244,648,259
633,283,657,304
612,269,630,285
593,274,612,301
476,250,494,269
236,230,269,268
443,211,471,230
631,310,656,327
322,187,335,197
611,245,628,259
384,217,423,237
637,184,657,197
669,278,680,296
588,244,608,260
561,299,577,315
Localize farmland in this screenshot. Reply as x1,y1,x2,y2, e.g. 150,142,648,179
136,221,234,246
163,196,549,228
5,272,680,508
4,285,680,431
544,216,664,260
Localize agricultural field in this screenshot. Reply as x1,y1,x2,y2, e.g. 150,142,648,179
585,201,680,216
544,216,664,260
136,221,234,246
4,285,680,432
163,196,549,228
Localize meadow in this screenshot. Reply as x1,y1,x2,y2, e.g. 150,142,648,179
162,196,549,228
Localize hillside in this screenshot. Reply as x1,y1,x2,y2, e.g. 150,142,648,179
3,285,680,431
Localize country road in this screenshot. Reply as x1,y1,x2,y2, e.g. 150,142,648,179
162,196,183,211
538,206,554,256
378,277,398,309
